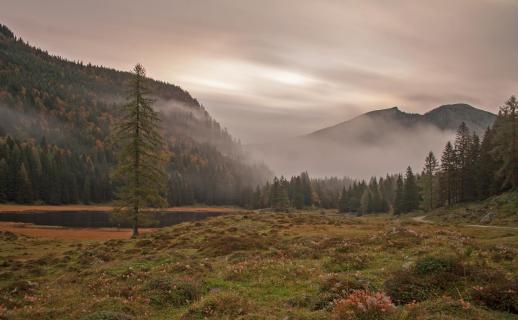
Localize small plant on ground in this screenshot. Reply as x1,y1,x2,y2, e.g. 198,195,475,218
182,291,253,319
471,280,518,314
332,290,396,320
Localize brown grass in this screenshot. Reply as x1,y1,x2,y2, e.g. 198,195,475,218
0,222,155,239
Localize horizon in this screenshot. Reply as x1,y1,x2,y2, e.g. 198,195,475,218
3,0,517,143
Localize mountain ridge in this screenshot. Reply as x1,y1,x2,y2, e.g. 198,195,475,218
307,103,496,140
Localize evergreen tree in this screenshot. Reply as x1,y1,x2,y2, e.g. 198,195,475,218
0,159,8,202
338,187,347,213
367,177,379,212
422,151,438,211
440,141,456,206
403,166,419,212
300,171,313,206
477,127,498,199
466,133,480,200
394,174,404,215
359,189,370,216
271,176,290,212
111,64,168,237
492,96,518,190
454,122,472,201
16,163,32,203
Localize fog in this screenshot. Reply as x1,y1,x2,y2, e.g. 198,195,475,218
247,114,456,179
0,105,76,148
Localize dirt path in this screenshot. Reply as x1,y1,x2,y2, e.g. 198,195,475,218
412,215,518,231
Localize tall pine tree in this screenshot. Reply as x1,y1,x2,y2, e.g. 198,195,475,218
403,166,419,212
492,96,518,190
394,174,404,215
422,151,438,211
112,64,168,237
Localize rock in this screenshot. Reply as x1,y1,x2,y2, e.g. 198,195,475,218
480,211,496,224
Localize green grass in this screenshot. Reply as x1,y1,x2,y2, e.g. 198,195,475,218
425,192,518,227
0,210,517,319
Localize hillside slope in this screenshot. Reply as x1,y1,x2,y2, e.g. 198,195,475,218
0,24,270,205
424,191,518,227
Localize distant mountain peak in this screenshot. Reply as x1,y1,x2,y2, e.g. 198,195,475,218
365,106,400,115
425,103,478,113
307,103,496,141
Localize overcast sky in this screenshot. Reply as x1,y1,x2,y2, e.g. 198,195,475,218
3,0,518,143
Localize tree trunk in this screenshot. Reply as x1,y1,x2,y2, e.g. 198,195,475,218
132,206,139,237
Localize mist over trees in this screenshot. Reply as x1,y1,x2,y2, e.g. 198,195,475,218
0,24,271,206
245,96,517,214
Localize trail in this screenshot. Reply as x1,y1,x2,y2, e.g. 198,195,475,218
412,215,518,231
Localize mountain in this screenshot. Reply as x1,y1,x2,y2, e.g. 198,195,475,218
249,104,496,178
423,103,496,133
0,24,270,205
308,104,495,143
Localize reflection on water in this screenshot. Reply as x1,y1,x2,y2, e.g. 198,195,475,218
0,211,224,228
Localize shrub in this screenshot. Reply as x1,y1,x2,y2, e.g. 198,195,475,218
384,271,434,305
332,290,396,320
80,311,134,320
471,281,518,314
182,291,252,319
144,277,201,307
324,253,369,272
414,256,459,275
203,235,267,256
312,273,367,310
385,255,466,305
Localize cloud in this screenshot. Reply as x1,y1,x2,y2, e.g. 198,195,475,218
3,0,517,148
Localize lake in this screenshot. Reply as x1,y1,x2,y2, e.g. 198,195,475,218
0,210,225,228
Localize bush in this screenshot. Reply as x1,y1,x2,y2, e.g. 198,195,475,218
323,253,369,273
332,290,396,320
80,311,134,320
182,291,252,319
384,255,466,305
384,271,435,305
203,235,267,256
414,256,459,275
144,277,201,307
311,273,367,310
471,281,518,314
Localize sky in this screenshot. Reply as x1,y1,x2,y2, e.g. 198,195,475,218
3,0,518,143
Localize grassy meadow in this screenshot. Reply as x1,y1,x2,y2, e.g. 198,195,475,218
0,210,517,319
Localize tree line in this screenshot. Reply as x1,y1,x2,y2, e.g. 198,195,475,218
247,96,517,214
0,136,111,204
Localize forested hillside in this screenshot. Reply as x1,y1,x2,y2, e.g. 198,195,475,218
253,96,517,215
0,24,270,205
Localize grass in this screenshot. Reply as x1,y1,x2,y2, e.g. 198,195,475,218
0,210,517,319
425,192,518,227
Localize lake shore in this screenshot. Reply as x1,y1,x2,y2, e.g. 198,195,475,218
0,204,239,214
